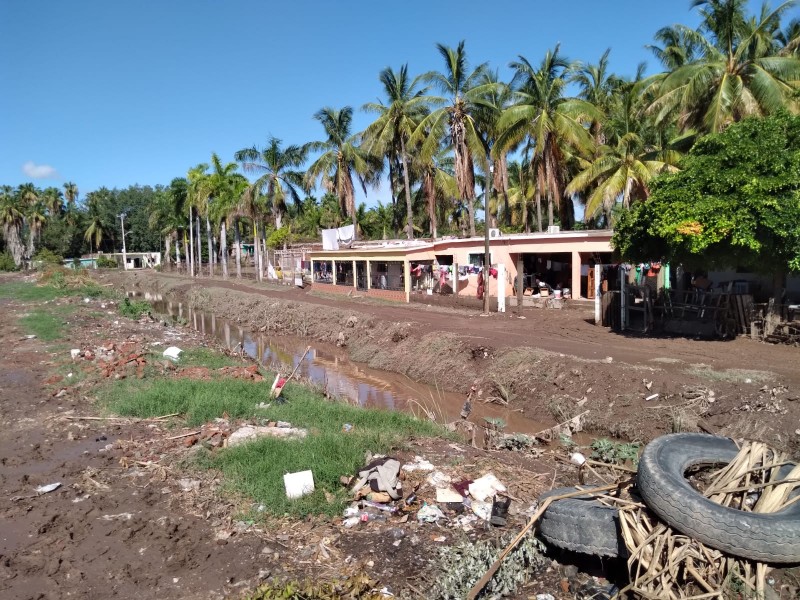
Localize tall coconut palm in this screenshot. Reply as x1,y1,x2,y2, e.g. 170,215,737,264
363,64,429,239
412,41,488,237
235,137,307,230
0,188,25,267
305,106,379,234
647,0,800,133
202,156,246,280
63,182,78,209
195,154,240,277
413,143,457,238
506,158,536,231
84,215,104,266
496,46,600,230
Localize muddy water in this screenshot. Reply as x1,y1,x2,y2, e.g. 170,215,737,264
134,291,555,436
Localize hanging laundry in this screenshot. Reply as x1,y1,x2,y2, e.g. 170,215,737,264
337,224,355,245
321,229,339,250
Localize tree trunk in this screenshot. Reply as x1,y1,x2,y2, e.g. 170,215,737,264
548,196,554,228
234,218,242,279
3,225,24,268
195,214,202,275
498,156,510,228
27,228,35,269
220,219,228,280
255,221,263,282
206,212,213,277
400,138,414,240
164,234,171,270
188,207,195,277
174,232,181,271
535,190,542,233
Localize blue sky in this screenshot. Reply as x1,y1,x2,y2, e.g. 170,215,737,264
0,0,778,207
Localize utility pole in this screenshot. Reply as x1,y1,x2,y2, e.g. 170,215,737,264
119,213,128,271
483,164,493,314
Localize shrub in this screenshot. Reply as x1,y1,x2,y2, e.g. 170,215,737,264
34,248,64,265
118,297,151,319
0,251,17,271
96,255,118,268
267,226,292,249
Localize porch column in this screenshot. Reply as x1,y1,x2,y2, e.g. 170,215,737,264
571,251,581,299
352,260,357,290
404,260,411,303
310,259,315,283
332,260,337,285
366,260,372,290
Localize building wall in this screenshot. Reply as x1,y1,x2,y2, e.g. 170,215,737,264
309,232,613,303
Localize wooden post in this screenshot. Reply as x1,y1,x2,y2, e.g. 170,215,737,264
453,262,459,302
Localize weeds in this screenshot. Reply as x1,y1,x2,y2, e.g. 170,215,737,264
590,438,641,467
685,364,774,384
118,297,151,319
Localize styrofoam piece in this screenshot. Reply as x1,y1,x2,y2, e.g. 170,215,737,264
163,346,182,361
468,473,507,502
284,470,314,499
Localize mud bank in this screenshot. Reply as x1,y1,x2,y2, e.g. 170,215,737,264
108,271,800,450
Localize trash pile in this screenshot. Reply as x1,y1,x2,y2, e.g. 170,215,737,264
338,455,514,533
537,434,800,599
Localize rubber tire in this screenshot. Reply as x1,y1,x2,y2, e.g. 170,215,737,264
537,486,627,558
637,433,800,564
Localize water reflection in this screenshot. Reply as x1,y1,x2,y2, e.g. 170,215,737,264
135,293,551,435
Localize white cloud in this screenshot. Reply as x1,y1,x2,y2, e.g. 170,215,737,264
22,161,58,179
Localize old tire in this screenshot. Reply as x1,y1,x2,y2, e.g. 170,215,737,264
637,433,800,564
537,487,627,558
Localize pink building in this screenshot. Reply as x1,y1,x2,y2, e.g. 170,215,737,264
309,230,614,307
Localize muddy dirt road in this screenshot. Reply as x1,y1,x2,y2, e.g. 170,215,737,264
0,296,269,600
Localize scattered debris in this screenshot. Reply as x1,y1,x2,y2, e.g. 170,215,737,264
227,424,307,446
163,346,182,361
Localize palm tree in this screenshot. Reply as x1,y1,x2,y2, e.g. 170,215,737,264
63,182,78,209
0,187,25,267
506,158,536,231
566,133,678,221
496,46,599,230
305,106,379,234
646,24,704,70
413,144,457,239
84,215,104,267
647,0,800,133
202,155,246,280
42,187,64,218
413,41,488,237
235,137,307,230
186,163,209,277
363,64,429,239
571,48,622,144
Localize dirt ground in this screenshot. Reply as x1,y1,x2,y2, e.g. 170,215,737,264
111,271,800,454
2,273,618,600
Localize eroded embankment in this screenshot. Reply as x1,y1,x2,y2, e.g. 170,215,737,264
110,271,800,449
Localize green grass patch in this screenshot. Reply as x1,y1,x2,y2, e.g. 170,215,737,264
0,280,114,303
100,376,446,517
685,364,775,384
178,347,244,369
19,305,76,341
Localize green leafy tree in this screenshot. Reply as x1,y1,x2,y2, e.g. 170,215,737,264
613,111,800,299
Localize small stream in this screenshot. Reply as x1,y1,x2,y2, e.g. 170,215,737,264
130,291,555,436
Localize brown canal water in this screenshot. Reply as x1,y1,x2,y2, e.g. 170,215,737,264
132,291,556,437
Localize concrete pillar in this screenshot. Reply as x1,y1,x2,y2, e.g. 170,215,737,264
332,260,337,285
352,260,357,290
366,260,372,290
516,256,524,316
497,263,506,313
571,251,581,300
403,260,411,303
453,263,459,299
594,264,602,324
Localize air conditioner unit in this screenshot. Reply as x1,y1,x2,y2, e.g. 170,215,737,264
489,228,502,238
547,225,561,234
